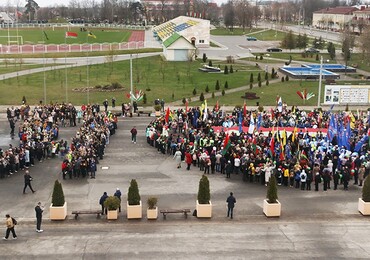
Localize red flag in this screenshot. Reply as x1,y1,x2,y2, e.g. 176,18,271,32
221,134,231,155
65,32,78,38
243,102,247,118
165,107,170,123
269,135,275,156
185,100,188,112
270,108,275,119
215,100,219,112
279,143,285,161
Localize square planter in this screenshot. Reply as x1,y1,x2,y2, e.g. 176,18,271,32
107,209,118,220
155,111,161,117
358,198,370,215
147,207,158,220
127,201,142,219
49,202,67,220
263,199,281,217
196,200,212,218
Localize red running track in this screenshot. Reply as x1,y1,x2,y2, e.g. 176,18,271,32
128,31,145,42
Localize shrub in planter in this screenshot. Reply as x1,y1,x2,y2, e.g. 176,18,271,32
198,175,210,204
267,176,278,203
104,196,121,210
127,179,141,205
362,176,370,202
154,105,161,111
147,197,158,209
52,180,65,206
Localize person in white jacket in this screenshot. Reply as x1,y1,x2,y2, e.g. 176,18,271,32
300,169,307,190
264,162,275,186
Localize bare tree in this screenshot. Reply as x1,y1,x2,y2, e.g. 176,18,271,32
359,26,370,65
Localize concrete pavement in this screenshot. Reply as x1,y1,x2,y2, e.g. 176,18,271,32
0,116,370,258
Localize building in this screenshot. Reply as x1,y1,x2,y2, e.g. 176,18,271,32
153,15,210,61
312,7,358,30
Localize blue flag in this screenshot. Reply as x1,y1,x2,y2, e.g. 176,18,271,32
193,111,198,128
328,114,337,142
257,113,262,131
238,111,243,133
344,121,351,150
355,135,368,152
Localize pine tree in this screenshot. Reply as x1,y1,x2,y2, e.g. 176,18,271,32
193,88,197,96
224,65,229,74
215,80,220,90
258,80,262,87
250,73,254,83
205,85,209,93
202,53,207,62
208,60,212,67
211,92,215,99
224,81,229,89
266,79,269,86
281,77,285,82
143,93,147,104
271,68,275,79
285,75,289,81
200,92,205,102
230,65,233,73
222,89,225,96
257,72,261,82
265,71,268,81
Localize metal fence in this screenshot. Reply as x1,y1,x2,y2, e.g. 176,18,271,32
0,41,162,54
0,23,148,31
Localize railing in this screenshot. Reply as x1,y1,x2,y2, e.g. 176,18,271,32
0,23,148,30
0,41,162,54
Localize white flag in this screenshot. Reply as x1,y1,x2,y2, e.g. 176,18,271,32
277,97,283,113
248,115,255,134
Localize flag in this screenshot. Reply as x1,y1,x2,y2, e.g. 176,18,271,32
292,126,297,142
257,113,262,131
248,114,255,134
282,129,287,146
344,121,351,150
43,31,49,41
238,111,243,133
355,135,368,152
203,100,208,120
88,31,97,39
165,107,170,124
193,110,198,128
215,100,219,112
328,114,337,142
269,127,275,156
243,102,247,118
277,97,283,112
65,32,78,38
221,134,231,156
185,100,188,112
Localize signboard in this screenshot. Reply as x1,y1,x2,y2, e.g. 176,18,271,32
324,85,370,105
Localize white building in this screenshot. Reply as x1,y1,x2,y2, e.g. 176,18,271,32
312,7,358,30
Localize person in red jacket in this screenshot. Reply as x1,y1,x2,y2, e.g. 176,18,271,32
185,150,192,170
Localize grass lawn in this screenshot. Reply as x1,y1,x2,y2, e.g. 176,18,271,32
0,56,264,105
253,29,288,41
0,62,60,74
0,28,132,45
243,52,335,64
211,27,260,36
189,80,321,107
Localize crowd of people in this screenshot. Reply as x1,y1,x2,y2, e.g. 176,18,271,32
146,104,370,191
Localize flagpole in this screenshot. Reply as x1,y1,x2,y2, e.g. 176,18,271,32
64,31,68,103
43,29,46,105
86,32,90,105
317,56,323,107
130,54,133,114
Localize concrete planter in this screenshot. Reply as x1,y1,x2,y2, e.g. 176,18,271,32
358,198,370,215
196,200,212,218
107,209,118,220
263,199,281,217
49,202,67,220
155,111,161,117
127,201,142,219
147,207,158,220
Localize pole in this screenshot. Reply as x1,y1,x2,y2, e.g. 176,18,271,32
130,54,133,114
43,29,46,105
317,56,323,107
64,32,68,103
86,33,90,105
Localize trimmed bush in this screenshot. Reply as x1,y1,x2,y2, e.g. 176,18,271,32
202,53,207,62
192,88,197,96
224,65,229,74
208,60,213,67
52,180,65,207
215,80,220,91
222,89,225,96
104,196,121,210
205,85,209,93
200,92,205,102
267,176,278,203
127,179,141,205
258,80,262,87
285,75,289,82
224,81,229,89
212,92,215,99
230,65,234,73
197,175,210,204
143,93,147,104
147,197,158,209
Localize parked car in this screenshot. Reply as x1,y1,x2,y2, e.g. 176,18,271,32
305,47,320,53
266,47,282,52
246,36,257,41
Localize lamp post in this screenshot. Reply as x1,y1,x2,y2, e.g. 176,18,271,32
130,54,133,114
317,56,323,107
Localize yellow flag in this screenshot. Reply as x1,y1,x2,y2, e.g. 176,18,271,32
88,31,97,39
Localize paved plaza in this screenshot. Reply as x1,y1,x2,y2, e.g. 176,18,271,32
0,116,369,259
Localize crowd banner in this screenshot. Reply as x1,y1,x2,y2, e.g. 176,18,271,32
212,126,327,136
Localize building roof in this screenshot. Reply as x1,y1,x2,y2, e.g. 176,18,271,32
163,33,182,48
314,7,358,15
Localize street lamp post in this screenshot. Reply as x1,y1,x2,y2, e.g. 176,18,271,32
317,56,323,107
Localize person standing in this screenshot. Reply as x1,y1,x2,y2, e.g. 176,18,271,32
23,170,35,194
99,192,108,215
130,126,137,144
185,150,192,171
103,99,108,112
114,188,122,213
3,214,17,240
35,202,44,233
226,192,236,219
173,148,182,169
111,97,116,108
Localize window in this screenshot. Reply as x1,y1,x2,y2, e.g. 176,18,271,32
199,40,204,43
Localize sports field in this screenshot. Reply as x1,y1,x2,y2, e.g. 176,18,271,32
0,28,132,45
